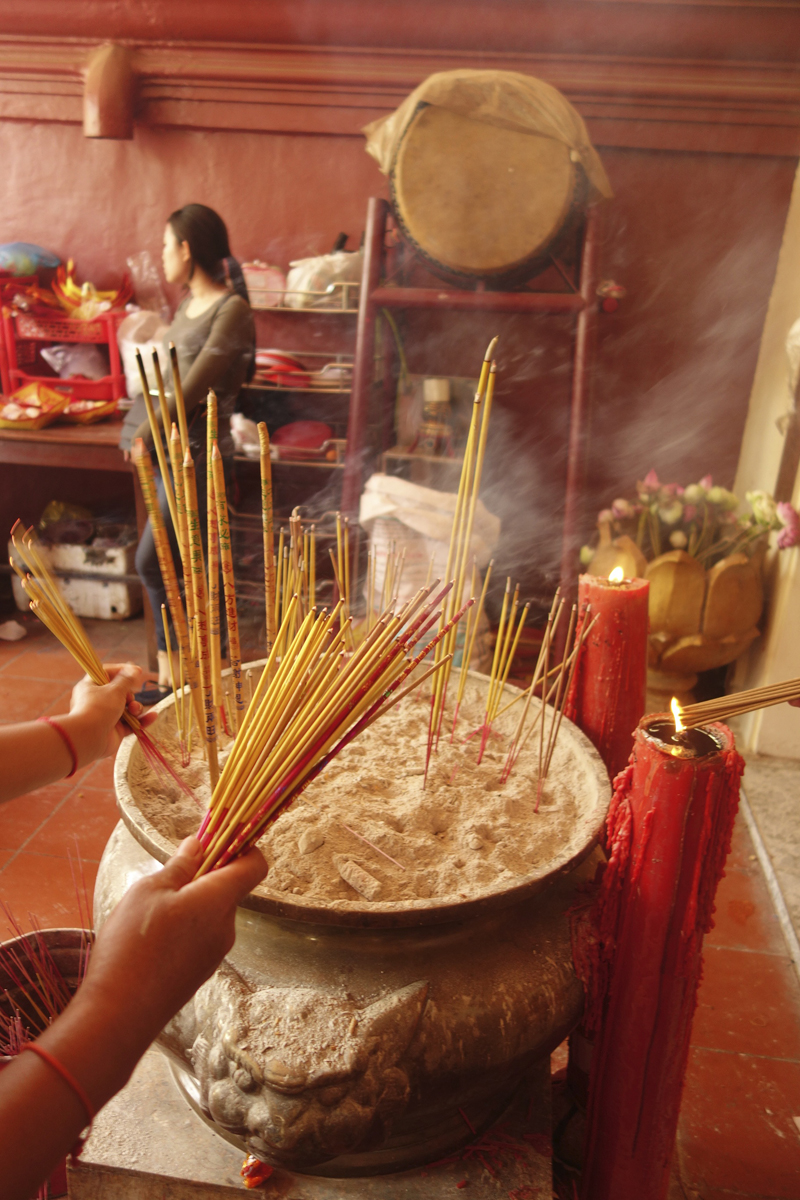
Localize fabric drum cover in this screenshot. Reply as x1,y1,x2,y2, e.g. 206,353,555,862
390,105,588,284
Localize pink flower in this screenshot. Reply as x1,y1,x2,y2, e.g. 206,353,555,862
699,474,713,490
776,501,800,549
642,469,660,490
598,508,614,525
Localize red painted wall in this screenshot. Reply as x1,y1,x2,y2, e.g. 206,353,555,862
0,107,795,589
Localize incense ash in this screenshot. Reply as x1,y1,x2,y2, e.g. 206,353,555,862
127,670,604,911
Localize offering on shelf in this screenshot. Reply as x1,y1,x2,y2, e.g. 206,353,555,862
0,381,68,429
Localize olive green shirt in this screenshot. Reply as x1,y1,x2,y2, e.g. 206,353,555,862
120,291,255,452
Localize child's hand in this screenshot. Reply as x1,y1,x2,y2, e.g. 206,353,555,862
68,663,156,762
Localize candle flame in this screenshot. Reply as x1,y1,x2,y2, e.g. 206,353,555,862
608,566,624,583
671,696,685,733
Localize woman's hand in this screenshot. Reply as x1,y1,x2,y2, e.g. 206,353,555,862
0,662,157,804
79,838,267,1047
0,839,267,1200
68,663,157,762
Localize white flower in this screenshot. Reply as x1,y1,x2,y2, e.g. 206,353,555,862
658,500,683,525
669,530,688,549
746,489,777,526
708,486,739,511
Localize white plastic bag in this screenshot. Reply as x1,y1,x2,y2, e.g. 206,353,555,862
117,310,170,402
285,250,363,310
40,343,109,380
126,250,171,322
230,413,261,457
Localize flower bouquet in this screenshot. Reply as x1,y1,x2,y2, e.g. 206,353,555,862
582,471,800,690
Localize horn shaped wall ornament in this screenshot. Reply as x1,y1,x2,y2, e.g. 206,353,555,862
83,43,135,139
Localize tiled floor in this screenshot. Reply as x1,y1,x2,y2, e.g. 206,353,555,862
1,611,799,1196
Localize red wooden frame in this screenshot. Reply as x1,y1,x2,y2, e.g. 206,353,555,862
342,196,601,604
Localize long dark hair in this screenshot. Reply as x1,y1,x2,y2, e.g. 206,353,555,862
168,204,250,304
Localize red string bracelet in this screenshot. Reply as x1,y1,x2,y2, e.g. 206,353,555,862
21,1043,95,1133
37,716,78,778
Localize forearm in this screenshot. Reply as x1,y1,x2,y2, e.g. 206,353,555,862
0,713,105,803
0,987,156,1200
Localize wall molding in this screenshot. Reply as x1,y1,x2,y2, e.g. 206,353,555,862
0,35,798,155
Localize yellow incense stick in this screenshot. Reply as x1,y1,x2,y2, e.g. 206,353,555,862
183,446,218,786
131,443,204,737
169,341,190,454
168,423,195,629
258,422,277,656
135,349,179,538
206,391,222,710
212,441,245,731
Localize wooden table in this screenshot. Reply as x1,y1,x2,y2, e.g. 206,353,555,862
0,418,158,668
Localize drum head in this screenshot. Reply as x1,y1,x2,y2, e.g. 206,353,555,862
391,105,581,281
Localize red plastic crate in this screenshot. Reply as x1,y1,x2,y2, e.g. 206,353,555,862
0,307,127,402
13,310,118,343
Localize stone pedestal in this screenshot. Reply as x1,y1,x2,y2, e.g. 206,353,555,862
68,1047,552,1198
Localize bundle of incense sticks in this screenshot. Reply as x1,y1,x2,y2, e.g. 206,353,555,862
9,522,195,799
426,336,498,777
194,579,472,876
133,346,247,783
679,675,800,728
476,577,529,764
0,908,92,1060
449,557,493,740
273,510,317,653
365,539,407,635
496,594,598,803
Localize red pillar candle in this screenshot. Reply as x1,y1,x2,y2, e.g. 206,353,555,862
577,715,745,1200
565,572,649,782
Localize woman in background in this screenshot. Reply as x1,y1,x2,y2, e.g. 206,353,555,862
120,204,255,704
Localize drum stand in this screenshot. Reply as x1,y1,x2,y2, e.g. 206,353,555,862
341,196,601,607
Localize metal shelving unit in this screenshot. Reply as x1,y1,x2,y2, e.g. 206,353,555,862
341,196,602,602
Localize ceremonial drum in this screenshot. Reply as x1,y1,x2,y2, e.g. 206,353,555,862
390,105,589,286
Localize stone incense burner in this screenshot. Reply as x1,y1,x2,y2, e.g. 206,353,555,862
96,669,609,1177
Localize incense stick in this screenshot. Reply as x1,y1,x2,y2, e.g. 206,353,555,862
680,676,800,728
182,445,219,786
206,391,224,726
212,441,245,732
135,349,178,537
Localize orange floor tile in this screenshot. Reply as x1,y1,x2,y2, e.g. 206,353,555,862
0,613,799,1195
